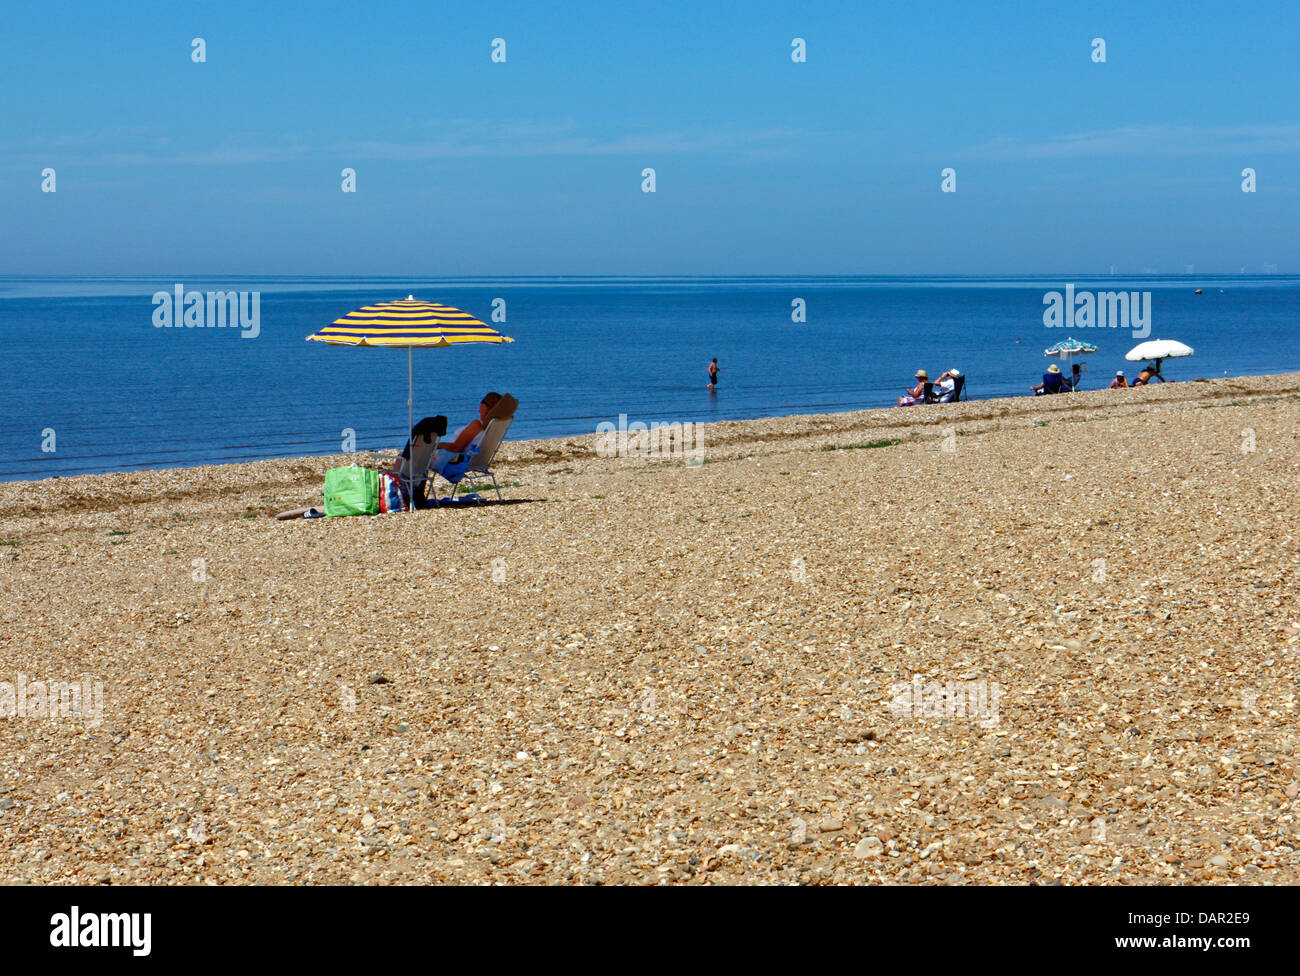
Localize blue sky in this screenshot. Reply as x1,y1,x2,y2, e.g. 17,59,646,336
3,0,1298,274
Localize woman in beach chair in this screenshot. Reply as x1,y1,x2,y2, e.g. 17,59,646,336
897,369,929,406
433,392,501,472
427,392,518,504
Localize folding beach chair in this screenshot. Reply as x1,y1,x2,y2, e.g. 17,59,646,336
429,395,518,505
922,382,936,404
928,376,964,404
395,416,447,508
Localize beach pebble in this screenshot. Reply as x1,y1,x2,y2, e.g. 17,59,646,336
854,837,885,859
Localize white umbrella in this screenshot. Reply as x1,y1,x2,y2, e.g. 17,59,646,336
1125,339,1194,362
1125,339,1193,380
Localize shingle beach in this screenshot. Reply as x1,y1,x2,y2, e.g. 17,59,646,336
2,375,1298,885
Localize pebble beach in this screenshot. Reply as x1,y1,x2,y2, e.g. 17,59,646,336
2,374,1298,885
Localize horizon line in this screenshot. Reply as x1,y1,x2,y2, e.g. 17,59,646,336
2,272,1296,281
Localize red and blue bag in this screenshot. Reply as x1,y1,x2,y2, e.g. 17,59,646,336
378,473,410,514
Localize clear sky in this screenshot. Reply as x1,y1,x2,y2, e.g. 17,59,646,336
3,0,1297,275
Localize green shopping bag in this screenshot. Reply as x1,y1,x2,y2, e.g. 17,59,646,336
323,465,380,517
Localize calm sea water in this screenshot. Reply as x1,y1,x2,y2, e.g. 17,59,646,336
1,275,1297,480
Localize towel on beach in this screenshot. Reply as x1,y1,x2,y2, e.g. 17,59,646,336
378,472,409,513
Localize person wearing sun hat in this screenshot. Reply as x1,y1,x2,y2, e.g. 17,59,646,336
1031,362,1066,396
897,368,929,407
1109,370,1128,389
933,367,962,403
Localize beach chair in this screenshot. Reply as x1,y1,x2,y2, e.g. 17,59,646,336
922,382,936,404
429,395,518,505
929,377,964,404
395,416,447,507
397,438,436,503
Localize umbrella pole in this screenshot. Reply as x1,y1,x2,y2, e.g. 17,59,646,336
406,346,414,505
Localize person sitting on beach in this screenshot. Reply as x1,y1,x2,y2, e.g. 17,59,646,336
1109,371,1128,389
433,392,503,472
1031,363,1066,395
1063,363,1083,392
897,369,929,407
1131,363,1164,386
933,368,961,403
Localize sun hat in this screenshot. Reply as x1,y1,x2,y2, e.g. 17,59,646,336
1116,370,1124,376
948,368,961,377
1047,363,1061,374
915,369,928,379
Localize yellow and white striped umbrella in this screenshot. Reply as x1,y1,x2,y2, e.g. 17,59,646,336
306,296,512,347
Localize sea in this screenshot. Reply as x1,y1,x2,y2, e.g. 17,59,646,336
1,275,1297,481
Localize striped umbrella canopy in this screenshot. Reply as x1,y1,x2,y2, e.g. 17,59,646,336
307,297,512,347
306,297,513,500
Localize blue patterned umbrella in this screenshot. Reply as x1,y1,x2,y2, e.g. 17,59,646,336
1044,337,1099,359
